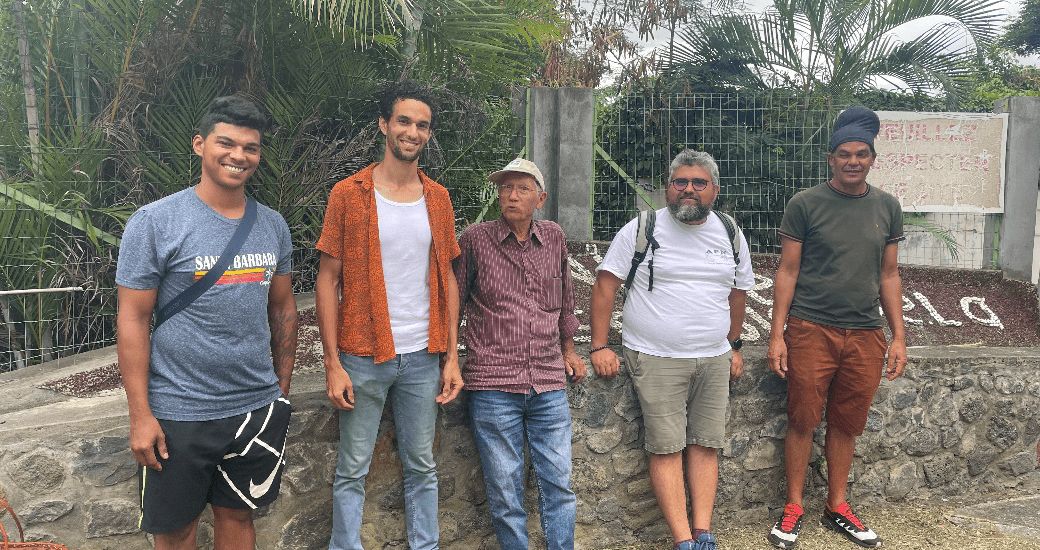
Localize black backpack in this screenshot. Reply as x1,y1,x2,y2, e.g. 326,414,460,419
623,209,742,297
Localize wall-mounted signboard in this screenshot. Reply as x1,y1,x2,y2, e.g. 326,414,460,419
871,111,1008,213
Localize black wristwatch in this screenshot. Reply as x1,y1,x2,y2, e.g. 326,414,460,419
729,338,743,351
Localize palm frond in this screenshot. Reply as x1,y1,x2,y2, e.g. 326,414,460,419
904,213,960,259
664,0,1002,99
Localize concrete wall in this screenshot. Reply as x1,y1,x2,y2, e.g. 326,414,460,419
2,344,1038,550
525,87,594,242
994,97,1040,282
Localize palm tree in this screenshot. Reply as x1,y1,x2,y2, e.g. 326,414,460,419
665,0,1004,104
290,0,562,86
11,0,41,172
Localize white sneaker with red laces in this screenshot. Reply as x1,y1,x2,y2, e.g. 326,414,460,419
767,503,804,548
821,502,883,548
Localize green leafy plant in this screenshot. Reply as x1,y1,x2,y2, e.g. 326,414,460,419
903,213,961,259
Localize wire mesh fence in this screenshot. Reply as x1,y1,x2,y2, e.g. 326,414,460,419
0,67,1006,372
592,91,993,270
0,57,517,373
594,91,832,249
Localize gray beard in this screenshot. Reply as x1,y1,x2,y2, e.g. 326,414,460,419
669,201,711,223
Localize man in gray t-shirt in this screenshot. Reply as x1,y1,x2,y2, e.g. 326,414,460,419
116,96,297,550
766,106,906,550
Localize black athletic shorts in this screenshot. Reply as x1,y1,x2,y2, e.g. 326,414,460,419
138,397,291,534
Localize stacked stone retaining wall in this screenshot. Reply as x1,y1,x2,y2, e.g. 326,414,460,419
1,345,1038,549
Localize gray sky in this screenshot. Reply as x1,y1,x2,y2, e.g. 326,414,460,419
625,0,1037,88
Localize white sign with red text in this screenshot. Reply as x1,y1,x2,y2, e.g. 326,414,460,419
871,111,1008,213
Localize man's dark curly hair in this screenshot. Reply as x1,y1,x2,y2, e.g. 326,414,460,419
198,96,269,139
377,79,438,127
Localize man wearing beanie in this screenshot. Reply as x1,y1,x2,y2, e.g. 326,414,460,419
766,106,906,549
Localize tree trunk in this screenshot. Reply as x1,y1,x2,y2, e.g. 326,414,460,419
401,0,425,77
72,0,89,124
12,0,42,173
0,298,27,371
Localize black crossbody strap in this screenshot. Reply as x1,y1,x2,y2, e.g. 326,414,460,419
154,198,257,330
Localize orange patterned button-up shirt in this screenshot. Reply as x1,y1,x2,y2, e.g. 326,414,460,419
316,163,461,364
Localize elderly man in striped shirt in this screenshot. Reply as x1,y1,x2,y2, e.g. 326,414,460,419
454,158,586,550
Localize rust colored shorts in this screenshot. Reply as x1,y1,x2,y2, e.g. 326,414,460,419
784,316,886,436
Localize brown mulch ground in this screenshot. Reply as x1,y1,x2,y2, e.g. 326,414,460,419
39,362,122,398
748,254,1040,347
572,248,1040,348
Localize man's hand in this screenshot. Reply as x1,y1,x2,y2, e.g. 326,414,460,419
591,347,620,379
129,414,168,471
325,359,355,410
730,350,744,381
564,350,586,383
886,337,907,380
767,336,788,378
437,355,463,404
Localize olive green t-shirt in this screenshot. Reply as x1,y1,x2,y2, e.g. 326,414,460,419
778,182,904,329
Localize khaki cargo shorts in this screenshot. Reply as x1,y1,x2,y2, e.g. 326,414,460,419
623,347,730,454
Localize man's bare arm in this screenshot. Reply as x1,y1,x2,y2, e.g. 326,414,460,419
589,270,623,378
268,273,298,397
116,286,166,471
316,252,353,410
879,242,906,380
728,288,747,380
437,270,463,404
768,237,802,378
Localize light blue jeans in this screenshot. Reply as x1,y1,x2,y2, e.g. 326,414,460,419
469,389,576,550
330,351,441,550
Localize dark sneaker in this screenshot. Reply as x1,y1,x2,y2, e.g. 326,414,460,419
821,502,883,548
692,532,716,550
768,503,804,548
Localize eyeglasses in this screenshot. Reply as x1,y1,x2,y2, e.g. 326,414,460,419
670,178,711,191
497,183,539,196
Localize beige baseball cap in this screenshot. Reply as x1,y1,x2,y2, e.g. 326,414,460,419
488,158,546,192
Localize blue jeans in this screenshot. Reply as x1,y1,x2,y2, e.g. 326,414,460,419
468,389,576,550
331,351,441,550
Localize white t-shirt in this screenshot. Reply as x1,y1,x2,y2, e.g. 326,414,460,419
598,209,755,358
376,190,432,354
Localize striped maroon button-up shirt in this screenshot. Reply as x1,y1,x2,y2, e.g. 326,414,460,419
454,218,580,393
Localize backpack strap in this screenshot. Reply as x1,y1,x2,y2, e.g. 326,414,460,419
624,209,660,293
714,211,742,283
714,211,741,264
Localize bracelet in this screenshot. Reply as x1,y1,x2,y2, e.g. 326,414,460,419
590,346,611,354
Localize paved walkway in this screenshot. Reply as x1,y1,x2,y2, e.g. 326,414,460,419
950,495,1040,540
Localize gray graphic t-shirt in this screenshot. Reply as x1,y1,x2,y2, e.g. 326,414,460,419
116,187,292,421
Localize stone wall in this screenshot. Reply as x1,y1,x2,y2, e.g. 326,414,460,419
1,345,1038,549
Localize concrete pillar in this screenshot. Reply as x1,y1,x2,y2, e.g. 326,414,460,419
525,87,594,241
994,97,1040,282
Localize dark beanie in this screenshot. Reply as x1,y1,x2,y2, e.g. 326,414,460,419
829,106,880,152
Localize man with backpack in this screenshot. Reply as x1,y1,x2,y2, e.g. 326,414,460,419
589,149,753,550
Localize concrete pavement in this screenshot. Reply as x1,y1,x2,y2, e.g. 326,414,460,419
950,495,1040,540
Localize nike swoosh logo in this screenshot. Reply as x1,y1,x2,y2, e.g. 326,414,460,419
248,459,283,498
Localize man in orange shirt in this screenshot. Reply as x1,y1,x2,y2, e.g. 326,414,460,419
315,80,462,550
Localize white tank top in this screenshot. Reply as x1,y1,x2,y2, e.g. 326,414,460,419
375,189,432,354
